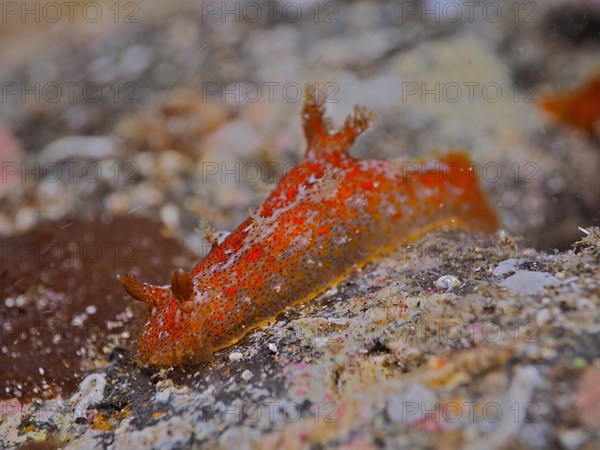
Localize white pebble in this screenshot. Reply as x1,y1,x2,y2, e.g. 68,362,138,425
69,374,107,421
229,352,243,362
577,298,594,310
559,429,587,450
435,275,461,291
15,295,26,308
268,343,278,353
15,207,38,230
160,203,180,229
536,308,551,326
241,370,253,381
39,136,118,163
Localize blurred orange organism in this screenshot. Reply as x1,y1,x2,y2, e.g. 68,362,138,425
541,74,600,134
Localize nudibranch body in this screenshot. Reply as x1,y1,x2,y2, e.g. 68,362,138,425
120,91,499,367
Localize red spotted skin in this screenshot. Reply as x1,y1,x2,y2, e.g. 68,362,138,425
122,92,499,367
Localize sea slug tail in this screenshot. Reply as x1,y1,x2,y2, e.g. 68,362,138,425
438,151,500,234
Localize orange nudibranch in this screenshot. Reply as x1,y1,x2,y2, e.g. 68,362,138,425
541,74,600,135
120,89,499,367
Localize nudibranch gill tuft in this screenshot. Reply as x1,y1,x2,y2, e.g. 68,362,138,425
119,89,499,367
